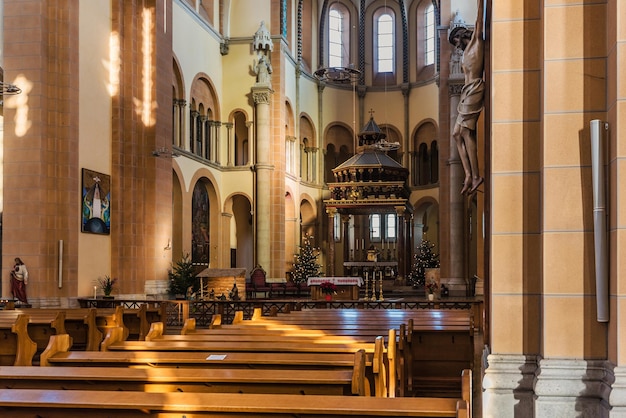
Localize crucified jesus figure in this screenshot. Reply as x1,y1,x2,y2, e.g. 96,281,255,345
449,0,485,195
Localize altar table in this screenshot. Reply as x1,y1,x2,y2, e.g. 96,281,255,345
307,277,363,301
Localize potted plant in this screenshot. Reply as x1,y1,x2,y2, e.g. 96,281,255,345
168,253,196,299
425,279,439,301
98,275,117,299
320,281,337,301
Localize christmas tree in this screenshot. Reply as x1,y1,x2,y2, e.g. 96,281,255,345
408,239,440,287
292,234,323,284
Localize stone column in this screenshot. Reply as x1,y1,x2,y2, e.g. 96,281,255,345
535,359,612,418
326,207,337,276
199,115,207,158
224,122,234,166
447,81,467,296
173,99,180,148
252,86,273,271
246,121,254,166
395,207,406,281
482,354,538,418
178,100,187,150
190,110,199,153
214,121,222,165
342,214,351,263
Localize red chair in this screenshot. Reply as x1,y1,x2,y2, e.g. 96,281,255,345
249,265,271,298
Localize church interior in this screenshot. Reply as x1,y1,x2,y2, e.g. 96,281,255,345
0,0,625,417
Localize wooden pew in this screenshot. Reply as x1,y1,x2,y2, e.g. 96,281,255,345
406,317,474,398
0,315,36,366
0,310,65,358
46,349,361,370
0,389,469,417
3,308,102,351
0,355,367,396
238,308,474,398
106,338,379,354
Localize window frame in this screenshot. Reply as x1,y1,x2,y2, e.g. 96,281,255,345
327,3,351,68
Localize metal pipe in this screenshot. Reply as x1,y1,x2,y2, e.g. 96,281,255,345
590,119,608,322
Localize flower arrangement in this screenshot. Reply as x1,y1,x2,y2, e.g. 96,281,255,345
320,281,337,295
425,279,439,295
98,275,117,296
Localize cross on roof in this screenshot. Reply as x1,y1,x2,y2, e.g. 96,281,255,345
368,109,375,119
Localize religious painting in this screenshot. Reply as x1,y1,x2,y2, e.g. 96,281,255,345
191,182,210,265
81,168,111,235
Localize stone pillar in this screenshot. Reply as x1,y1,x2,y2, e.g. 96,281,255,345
326,207,337,276
224,122,234,166
178,100,187,150
246,121,254,165
252,86,273,271
395,207,406,282
447,81,467,296
482,354,538,418
199,115,207,158
190,110,199,154
214,121,222,165
173,99,180,148
342,214,351,263
535,359,612,418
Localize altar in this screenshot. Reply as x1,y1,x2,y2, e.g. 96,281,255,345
307,277,363,301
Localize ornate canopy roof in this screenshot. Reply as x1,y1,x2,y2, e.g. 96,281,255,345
324,116,411,214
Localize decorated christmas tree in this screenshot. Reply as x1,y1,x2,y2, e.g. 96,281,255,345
408,238,440,287
292,234,323,284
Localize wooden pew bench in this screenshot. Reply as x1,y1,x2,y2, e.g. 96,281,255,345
406,317,474,398
246,308,475,399
0,361,366,396
4,308,102,351
0,389,470,417
0,311,63,359
0,315,36,366
45,349,362,370
107,338,379,354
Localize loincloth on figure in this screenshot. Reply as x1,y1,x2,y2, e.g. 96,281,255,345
456,78,485,130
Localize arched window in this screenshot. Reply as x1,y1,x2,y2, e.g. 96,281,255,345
424,4,435,66
328,3,350,68
329,10,343,67
376,12,394,73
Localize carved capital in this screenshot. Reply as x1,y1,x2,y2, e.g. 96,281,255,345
253,90,272,105
448,83,464,96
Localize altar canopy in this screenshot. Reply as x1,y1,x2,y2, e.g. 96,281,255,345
324,116,412,281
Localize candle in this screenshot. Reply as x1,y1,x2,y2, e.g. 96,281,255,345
93,285,97,299
356,239,359,250
361,239,364,249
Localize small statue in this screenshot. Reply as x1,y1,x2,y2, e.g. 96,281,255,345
229,282,240,301
218,293,227,301
209,289,215,300
254,53,272,84
441,284,449,298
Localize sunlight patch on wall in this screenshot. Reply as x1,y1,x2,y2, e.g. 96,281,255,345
5,75,32,138
133,8,157,127
105,31,121,97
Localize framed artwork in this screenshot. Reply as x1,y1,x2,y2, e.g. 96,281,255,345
81,168,111,234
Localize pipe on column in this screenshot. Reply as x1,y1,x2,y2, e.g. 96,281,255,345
590,119,608,322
